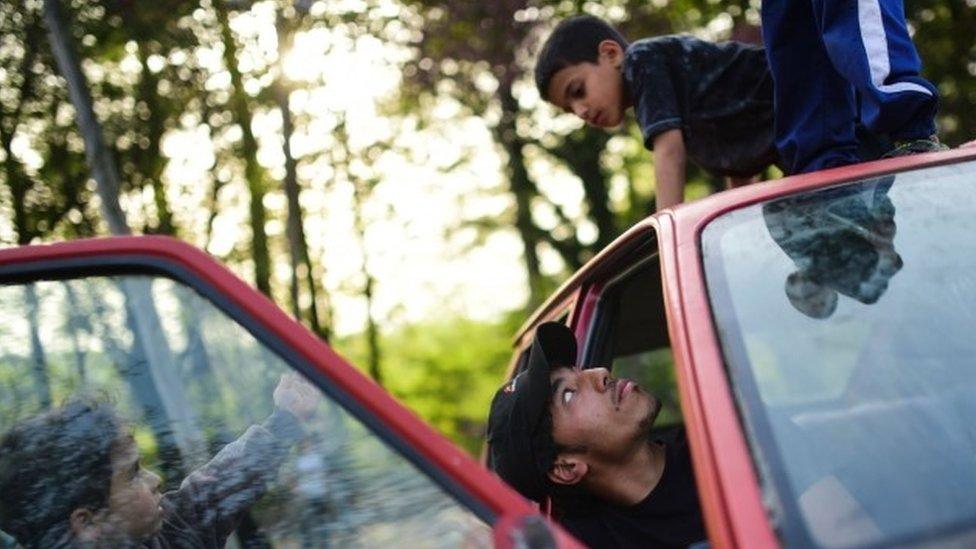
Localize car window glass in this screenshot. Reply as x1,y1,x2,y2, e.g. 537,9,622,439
582,251,682,427
0,275,490,548
703,165,976,547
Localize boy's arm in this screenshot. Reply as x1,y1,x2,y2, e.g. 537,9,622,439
653,129,687,211
160,374,318,545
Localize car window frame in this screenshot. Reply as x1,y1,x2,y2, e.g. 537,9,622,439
578,244,663,368
699,163,976,548
0,238,534,526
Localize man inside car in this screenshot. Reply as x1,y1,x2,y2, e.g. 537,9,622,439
487,322,705,548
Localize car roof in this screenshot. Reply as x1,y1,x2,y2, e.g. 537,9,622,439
515,147,976,344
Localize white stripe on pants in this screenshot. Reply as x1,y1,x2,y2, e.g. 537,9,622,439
857,0,933,96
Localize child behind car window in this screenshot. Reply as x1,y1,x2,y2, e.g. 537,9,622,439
0,373,318,548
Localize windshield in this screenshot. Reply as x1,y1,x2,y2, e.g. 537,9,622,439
702,163,976,548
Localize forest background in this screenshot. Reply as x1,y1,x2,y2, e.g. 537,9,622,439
2,0,974,454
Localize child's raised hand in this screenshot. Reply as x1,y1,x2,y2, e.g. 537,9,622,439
273,373,319,422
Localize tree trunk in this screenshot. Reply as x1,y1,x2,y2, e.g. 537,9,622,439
25,285,52,409
63,281,89,383
351,178,383,386
43,0,130,236
495,77,544,308
274,10,329,340
2,129,32,244
214,0,272,297
559,127,616,251
276,12,301,320
136,41,175,235
303,250,332,341
90,287,188,485
201,97,224,250
282,93,302,320
44,0,204,472
121,278,208,469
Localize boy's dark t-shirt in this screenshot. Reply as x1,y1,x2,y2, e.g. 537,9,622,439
623,36,778,178
559,427,705,548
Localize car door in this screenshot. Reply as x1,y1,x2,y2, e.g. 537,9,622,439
0,237,577,549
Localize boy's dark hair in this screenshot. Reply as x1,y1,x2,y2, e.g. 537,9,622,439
534,15,630,101
0,400,123,547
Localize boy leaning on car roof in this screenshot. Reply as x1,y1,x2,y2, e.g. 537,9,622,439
534,15,780,211
487,322,706,548
534,12,944,212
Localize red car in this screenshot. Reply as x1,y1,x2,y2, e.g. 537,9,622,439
0,238,580,548
500,147,976,548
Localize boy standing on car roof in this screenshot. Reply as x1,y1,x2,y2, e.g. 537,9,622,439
487,322,705,547
761,0,945,175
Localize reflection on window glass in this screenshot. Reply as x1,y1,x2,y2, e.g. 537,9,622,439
0,275,489,548
703,165,976,547
611,349,681,427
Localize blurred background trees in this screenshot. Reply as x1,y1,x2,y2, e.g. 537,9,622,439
2,0,974,453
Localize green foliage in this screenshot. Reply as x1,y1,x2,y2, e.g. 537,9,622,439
0,1,94,244
335,313,523,455
908,0,976,146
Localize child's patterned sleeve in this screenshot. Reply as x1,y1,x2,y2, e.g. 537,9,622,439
158,408,305,546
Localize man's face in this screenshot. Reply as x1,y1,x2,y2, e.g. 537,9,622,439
103,434,164,540
546,41,628,129
548,366,660,459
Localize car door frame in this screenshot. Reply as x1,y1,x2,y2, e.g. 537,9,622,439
0,235,575,544
509,215,777,548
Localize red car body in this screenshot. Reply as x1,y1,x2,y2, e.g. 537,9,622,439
503,147,976,548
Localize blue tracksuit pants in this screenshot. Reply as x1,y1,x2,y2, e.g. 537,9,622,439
762,0,939,174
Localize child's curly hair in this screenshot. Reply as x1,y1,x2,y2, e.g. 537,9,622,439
0,400,123,547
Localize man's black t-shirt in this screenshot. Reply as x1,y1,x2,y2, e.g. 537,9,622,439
559,428,705,548
623,36,778,178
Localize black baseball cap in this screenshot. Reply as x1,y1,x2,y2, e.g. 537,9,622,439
487,322,577,502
